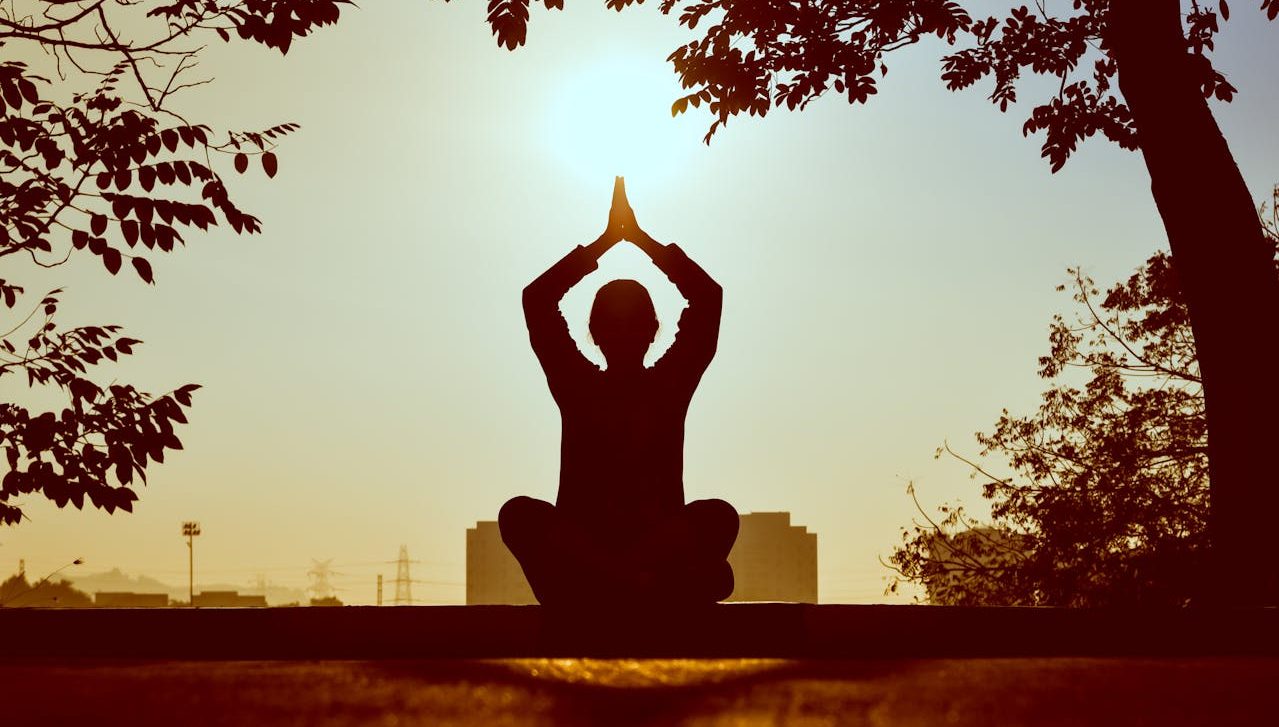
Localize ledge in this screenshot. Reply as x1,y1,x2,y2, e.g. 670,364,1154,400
2,604,1277,660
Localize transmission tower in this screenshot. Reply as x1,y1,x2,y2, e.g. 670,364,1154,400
393,545,413,605
308,559,337,601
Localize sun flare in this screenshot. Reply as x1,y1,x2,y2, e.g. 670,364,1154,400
543,55,699,185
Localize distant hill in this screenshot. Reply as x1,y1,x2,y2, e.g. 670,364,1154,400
68,568,306,606
69,568,175,597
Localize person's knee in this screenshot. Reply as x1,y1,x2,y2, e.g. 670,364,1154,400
499,496,554,552
687,498,739,550
677,559,734,604
708,560,735,602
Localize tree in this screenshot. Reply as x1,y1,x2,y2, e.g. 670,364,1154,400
895,518,1036,606
458,0,1279,603
886,186,1278,606
0,561,92,607
1,2,348,524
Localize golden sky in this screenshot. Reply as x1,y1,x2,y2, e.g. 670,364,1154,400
4,3,1278,604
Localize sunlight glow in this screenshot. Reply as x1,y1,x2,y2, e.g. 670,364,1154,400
498,658,793,688
543,55,699,185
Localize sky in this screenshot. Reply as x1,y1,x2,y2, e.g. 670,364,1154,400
3,2,1278,604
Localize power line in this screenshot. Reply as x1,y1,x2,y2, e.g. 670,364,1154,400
108,558,461,574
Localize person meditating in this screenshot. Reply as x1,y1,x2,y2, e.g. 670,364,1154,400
500,178,739,605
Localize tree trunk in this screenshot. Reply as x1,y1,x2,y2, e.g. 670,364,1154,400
1110,0,1279,605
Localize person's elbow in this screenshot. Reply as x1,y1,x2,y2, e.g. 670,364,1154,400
700,278,723,310
706,277,723,299
522,281,547,314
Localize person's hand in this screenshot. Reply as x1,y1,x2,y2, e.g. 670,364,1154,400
612,176,662,250
605,175,638,243
612,176,641,235
587,178,628,254
592,177,659,256
612,176,664,254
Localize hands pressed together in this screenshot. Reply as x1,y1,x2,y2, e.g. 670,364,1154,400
592,176,662,256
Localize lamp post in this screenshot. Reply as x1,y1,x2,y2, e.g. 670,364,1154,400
182,521,201,606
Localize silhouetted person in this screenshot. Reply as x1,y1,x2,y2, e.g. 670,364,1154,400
501,178,738,606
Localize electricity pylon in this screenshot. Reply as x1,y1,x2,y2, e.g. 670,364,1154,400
393,545,414,605
308,559,338,601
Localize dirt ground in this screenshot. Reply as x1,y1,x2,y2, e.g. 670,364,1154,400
2,657,1274,726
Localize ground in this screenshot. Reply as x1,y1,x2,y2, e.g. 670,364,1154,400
3,657,1274,725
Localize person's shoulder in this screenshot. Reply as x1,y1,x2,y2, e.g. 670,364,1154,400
550,361,604,392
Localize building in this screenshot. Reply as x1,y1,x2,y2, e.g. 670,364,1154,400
94,591,169,608
192,590,268,608
466,521,537,605
465,511,818,604
727,511,818,603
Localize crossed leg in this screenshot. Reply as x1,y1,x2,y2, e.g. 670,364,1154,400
498,496,597,605
499,495,739,605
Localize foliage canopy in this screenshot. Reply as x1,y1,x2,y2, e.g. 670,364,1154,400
1,1,347,524
468,1,1273,166
886,187,1279,607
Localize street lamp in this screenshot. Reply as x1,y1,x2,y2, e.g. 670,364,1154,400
182,521,201,606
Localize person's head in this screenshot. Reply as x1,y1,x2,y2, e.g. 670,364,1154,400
589,279,658,368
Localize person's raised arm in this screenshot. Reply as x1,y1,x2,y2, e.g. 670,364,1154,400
522,233,611,311
631,229,721,307
612,180,722,376
522,182,628,384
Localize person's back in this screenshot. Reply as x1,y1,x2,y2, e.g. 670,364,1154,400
501,178,738,605
556,365,690,539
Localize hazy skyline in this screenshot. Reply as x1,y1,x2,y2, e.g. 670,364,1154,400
4,3,1278,604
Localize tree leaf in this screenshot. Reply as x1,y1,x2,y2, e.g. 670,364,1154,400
19,79,38,104
131,257,153,284
121,220,139,247
102,248,122,275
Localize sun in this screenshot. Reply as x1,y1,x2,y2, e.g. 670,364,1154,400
542,54,699,185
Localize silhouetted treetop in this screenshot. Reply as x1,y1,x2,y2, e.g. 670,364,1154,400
888,186,1279,607
890,252,1213,606
465,1,1271,167
2,1,348,281
1,1,348,525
